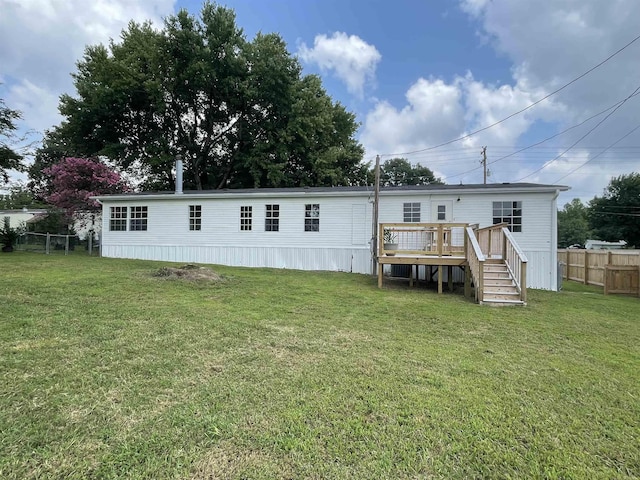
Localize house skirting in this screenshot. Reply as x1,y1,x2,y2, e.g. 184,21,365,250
101,244,372,274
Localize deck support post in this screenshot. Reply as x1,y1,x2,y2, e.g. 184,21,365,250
378,263,383,288
448,265,453,292
438,266,443,294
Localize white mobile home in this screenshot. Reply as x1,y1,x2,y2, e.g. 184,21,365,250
1,208,48,229
95,182,568,292
584,239,627,250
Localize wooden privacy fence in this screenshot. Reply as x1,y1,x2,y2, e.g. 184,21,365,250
558,249,640,296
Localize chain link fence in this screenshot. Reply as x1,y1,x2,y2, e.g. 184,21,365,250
15,232,99,256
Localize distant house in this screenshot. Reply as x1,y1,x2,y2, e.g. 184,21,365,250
585,239,627,250
0,208,48,229
95,175,569,291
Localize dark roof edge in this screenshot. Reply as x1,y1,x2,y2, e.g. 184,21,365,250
93,182,570,200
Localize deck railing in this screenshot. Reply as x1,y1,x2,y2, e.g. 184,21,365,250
377,222,527,304
379,223,468,257
465,227,486,302
476,223,508,258
502,227,528,302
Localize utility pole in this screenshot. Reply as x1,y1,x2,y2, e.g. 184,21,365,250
481,146,487,184
371,155,381,275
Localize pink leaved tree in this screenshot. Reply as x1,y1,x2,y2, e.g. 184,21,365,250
44,157,130,234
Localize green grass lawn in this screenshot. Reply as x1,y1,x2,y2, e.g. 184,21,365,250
1,253,638,479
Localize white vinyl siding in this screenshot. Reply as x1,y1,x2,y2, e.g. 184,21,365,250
99,189,558,289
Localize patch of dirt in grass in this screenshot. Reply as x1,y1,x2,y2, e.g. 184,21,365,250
190,441,292,479
152,264,223,282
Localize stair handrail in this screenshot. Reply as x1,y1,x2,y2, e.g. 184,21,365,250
465,227,486,303
501,227,528,302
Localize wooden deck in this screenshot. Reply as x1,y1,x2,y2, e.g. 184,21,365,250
377,223,528,305
377,223,470,291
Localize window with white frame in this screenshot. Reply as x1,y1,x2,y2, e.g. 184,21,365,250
437,204,446,221
403,202,420,222
189,205,201,231
493,201,522,232
265,204,279,232
129,206,148,231
305,204,320,232
109,206,127,231
240,206,252,231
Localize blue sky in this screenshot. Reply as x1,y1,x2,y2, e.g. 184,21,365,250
1,0,640,206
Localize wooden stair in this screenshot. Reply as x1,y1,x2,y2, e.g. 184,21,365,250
482,259,526,306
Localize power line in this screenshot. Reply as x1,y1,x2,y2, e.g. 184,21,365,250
590,211,640,217
487,93,640,167
468,145,640,149
439,93,640,181
591,205,640,209
552,122,640,184
386,145,640,164
514,84,640,182
486,146,640,150
379,32,640,157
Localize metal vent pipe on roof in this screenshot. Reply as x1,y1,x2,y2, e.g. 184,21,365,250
175,155,183,194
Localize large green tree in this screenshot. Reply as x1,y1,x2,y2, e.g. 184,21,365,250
29,126,78,200
557,198,590,248
0,96,24,184
0,182,46,210
588,173,640,247
38,2,365,190
379,158,442,186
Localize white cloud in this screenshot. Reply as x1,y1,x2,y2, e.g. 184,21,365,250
360,74,561,185
360,0,640,203
298,32,381,98
461,73,565,145
458,0,640,202
0,0,175,135
360,78,465,157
